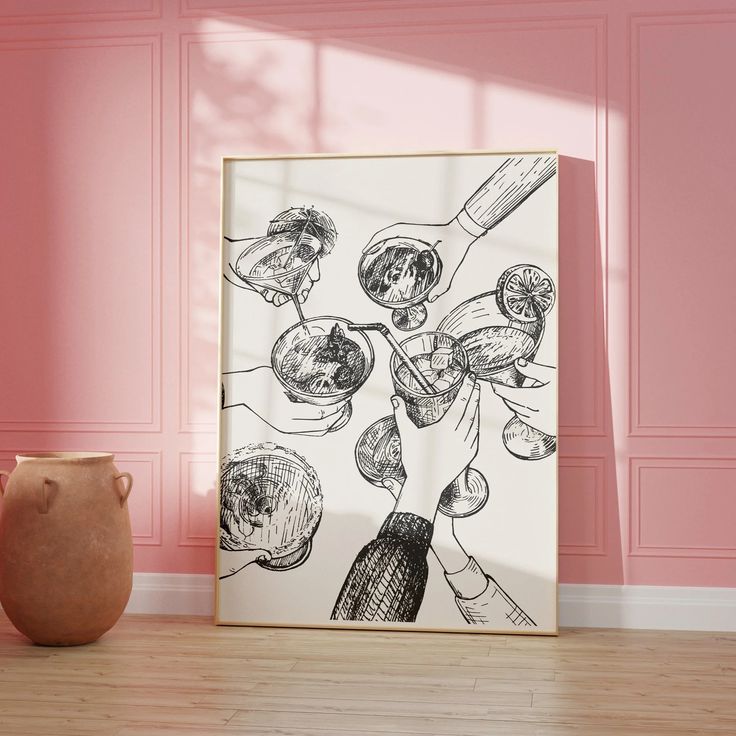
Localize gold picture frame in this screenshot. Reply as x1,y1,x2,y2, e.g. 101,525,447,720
216,150,559,635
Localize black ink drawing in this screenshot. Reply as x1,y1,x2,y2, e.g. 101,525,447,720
218,153,558,633
358,237,441,331
225,206,337,321
359,155,557,329
350,323,488,517
438,264,557,460
463,155,557,231
455,575,536,627
219,443,322,579
355,412,489,521
331,511,432,622
355,414,405,487
351,426,535,626
267,206,337,250
381,477,535,627
332,372,483,623
222,365,354,437
223,208,374,435
271,317,375,433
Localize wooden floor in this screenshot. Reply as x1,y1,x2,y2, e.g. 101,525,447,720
0,614,734,735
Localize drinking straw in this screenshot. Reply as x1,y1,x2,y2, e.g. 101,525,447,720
348,323,435,395
283,207,314,269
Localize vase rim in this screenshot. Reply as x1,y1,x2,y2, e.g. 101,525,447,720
15,452,114,463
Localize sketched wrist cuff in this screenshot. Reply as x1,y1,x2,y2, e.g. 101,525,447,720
379,512,433,549
444,556,489,600
456,208,487,238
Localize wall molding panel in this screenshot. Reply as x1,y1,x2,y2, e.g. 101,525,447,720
179,453,217,546
0,451,162,546
180,0,589,16
559,456,607,557
629,457,736,560
0,34,163,434
116,452,164,547
628,11,736,439
0,1,161,26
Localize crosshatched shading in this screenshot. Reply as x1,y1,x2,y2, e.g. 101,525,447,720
220,443,322,571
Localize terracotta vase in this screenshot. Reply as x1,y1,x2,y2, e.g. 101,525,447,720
0,452,133,646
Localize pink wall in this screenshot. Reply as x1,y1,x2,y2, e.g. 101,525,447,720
1,0,734,586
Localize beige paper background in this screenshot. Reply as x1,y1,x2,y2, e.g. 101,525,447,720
217,152,558,634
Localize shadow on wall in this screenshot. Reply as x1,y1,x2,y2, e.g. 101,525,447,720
184,11,605,424
559,154,623,586
183,11,623,586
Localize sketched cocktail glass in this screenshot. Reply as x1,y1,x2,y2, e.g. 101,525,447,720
219,443,322,571
437,269,556,461
232,232,322,323
388,331,489,518
358,237,442,331
271,317,375,433
226,205,336,324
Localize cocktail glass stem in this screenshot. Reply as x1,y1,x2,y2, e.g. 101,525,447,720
288,258,317,323
291,294,306,323
392,303,428,331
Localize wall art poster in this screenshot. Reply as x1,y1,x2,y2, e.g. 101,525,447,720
217,151,558,634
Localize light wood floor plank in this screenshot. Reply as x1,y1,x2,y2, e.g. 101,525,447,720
0,613,733,736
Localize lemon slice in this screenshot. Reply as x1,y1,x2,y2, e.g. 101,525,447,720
496,264,555,323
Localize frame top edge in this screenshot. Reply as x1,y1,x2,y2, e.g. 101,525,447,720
221,149,558,164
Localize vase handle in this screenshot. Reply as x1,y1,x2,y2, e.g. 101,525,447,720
38,478,55,514
0,470,10,496
114,472,133,508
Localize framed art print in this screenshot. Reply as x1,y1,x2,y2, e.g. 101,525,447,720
216,151,558,634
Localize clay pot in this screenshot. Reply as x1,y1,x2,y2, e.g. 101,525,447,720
0,452,133,646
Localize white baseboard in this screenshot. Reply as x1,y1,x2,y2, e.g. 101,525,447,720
127,574,736,632
559,584,736,632
127,573,214,617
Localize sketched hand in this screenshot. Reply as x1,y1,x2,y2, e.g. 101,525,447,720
258,258,320,306
363,218,478,304
491,359,556,436
222,366,348,436
391,374,480,521
225,238,321,306
219,549,272,580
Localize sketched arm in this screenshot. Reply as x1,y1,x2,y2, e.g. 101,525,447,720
331,375,480,623
363,155,557,303
445,559,536,627
331,511,433,623
461,155,557,232
429,510,535,627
